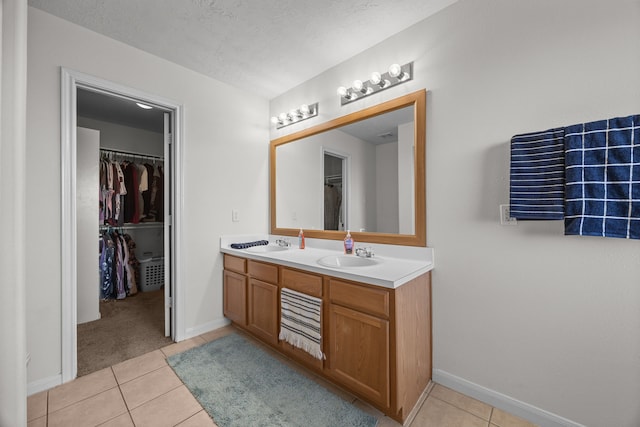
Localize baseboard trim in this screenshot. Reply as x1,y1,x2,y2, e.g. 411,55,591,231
183,318,231,340
402,381,434,426
432,369,585,427
27,374,62,396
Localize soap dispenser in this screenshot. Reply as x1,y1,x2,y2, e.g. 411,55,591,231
298,228,305,249
343,230,354,254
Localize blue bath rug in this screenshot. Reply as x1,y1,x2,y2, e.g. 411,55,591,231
167,333,377,427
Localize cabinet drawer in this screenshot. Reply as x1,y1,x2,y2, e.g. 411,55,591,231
330,279,389,318
281,268,322,297
248,260,278,284
224,254,246,274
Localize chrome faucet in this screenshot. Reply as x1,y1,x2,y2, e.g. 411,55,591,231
275,238,291,247
355,246,374,258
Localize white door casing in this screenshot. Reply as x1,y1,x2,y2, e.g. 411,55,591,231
163,112,172,337
61,68,184,382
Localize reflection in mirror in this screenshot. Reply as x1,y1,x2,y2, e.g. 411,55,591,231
323,152,345,231
270,90,426,247
276,106,414,233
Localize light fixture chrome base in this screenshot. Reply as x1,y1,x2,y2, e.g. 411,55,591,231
338,62,413,106
272,102,319,129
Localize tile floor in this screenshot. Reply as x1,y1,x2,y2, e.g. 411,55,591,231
27,327,538,427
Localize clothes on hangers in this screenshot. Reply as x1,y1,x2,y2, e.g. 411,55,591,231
99,154,164,225
146,164,164,222
99,229,139,300
324,184,342,230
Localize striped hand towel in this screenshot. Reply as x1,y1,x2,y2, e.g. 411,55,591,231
564,114,640,238
509,127,565,219
279,288,325,360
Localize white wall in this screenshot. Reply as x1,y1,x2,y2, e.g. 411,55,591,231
375,142,399,233
77,116,164,156
270,1,640,426
398,121,414,234
26,7,269,387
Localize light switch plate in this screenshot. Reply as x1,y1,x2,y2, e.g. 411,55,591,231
500,204,517,225
232,210,239,222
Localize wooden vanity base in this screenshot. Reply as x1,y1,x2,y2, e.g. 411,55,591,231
223,254,432,424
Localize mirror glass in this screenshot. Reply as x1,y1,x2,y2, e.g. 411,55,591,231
270,90,426,246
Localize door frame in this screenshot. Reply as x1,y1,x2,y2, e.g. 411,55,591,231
60,68,184,382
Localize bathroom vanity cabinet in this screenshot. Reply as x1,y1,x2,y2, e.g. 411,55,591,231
222,256,247,326
328,278,392,408
223,256,279,343
246,260,279,344
222,253,432,424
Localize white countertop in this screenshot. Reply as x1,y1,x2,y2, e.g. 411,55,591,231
220,234,434,289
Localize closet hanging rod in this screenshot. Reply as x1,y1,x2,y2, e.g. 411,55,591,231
325,174,343,184
99,222,164,232
100,148,164,161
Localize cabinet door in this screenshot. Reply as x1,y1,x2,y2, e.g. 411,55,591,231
329,304,390,408
247,279,279,344
223,270,247,326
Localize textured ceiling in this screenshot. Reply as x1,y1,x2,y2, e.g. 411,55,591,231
28,0,457,99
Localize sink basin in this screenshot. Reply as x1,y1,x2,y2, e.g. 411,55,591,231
317,255,378,268
244,245,288,253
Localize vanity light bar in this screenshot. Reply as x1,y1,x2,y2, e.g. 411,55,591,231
337,62,413,106
270,102,319,129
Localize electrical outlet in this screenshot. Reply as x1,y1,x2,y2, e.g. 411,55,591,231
500,204,517,225
232,210,239,222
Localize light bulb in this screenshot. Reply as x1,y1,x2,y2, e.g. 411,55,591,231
388,63,402,78
270,116,279,125
370,72,381,85
278,112,287,122
289,109,300,120
352,80,363,91
300,104,310,115
337,86,348,97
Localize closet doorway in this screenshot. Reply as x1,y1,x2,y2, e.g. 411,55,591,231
323,150,348,231
61,68,183,382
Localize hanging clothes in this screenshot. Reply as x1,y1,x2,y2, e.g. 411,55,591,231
99,232,116,300
99,153,163,225
122,161,141,224
124,234,140,294
324,184,342,230
99,230,139,300
97,150,162,301
146,163,164,222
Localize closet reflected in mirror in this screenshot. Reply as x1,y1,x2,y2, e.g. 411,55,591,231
323,151,346,231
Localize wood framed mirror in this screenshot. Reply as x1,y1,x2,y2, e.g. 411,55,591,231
270,89,426,246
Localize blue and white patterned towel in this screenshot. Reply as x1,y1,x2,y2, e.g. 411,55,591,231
564,114,640,238
510,127,566,219
229,240,269,249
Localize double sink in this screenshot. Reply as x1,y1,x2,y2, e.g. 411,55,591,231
244,245,378,268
